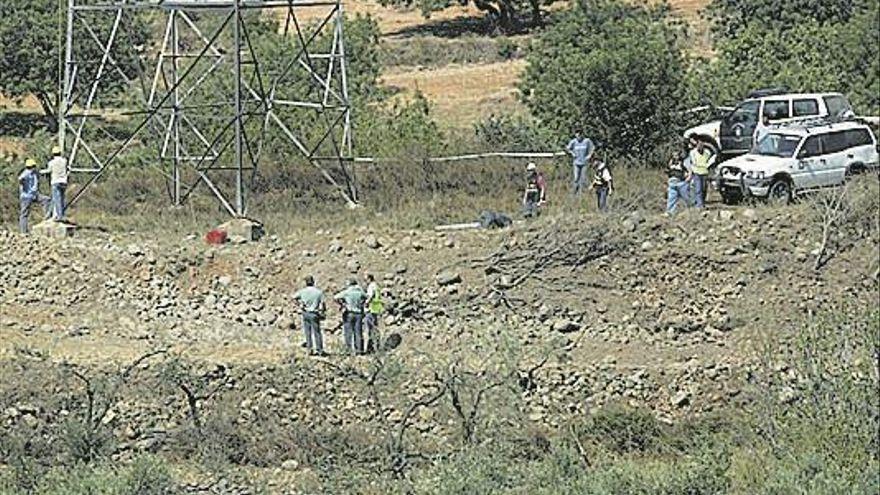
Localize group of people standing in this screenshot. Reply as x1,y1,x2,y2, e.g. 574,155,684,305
523,128,716,218
17,146,69,233
521,128,614,217
292,274,384,357
665,137,714,215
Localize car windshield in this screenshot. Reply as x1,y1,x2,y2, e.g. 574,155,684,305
754,133,801,157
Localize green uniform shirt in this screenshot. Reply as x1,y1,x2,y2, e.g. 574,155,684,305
294,286,324,313
334,285,367,314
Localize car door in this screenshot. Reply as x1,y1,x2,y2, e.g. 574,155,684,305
794,135,822,190
817,131,849,187
720,100,760,156
843,128,877,175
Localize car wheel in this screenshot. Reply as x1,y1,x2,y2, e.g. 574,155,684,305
845,164,864,179
768,179,793,205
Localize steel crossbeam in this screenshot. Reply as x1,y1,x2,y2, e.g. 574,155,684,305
60,0,357,219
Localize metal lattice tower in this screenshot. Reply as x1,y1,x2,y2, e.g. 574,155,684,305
59,0,357,218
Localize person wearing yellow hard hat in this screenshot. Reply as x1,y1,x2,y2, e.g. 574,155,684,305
42,145,69,221
18,158,51,233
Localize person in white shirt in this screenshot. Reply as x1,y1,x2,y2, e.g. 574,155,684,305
753,114,771,150
42,146,69,221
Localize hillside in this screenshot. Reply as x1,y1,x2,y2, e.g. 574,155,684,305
2,175,877,491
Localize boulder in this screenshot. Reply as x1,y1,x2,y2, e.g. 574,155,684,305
436,271,462,286
32,220,75,239
217,218,264,242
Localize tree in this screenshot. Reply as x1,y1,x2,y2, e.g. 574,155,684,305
377,0,551,33
706,0,865,40
699,0,880,114
0,0,147,124
519,0,688,159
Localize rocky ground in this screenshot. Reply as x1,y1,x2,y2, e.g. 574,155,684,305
1,187,878,492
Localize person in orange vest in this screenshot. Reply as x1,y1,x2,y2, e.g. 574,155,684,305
590,156,613,212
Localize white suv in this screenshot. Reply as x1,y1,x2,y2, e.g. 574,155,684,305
717,119,879,204
685,91,854,159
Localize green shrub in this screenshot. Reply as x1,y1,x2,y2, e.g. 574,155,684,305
520,0,689,159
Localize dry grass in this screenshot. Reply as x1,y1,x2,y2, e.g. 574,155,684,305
271,0,484,36
381,60,527,127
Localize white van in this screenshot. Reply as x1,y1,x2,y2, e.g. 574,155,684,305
717,119,878,204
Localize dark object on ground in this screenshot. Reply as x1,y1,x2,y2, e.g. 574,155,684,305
383,333,403,351
478,210,513,229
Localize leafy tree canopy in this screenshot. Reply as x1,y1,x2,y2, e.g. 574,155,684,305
706,0,866,40
700,0,879,114
377,0,552,32
520,0,688,159
0,0,148,123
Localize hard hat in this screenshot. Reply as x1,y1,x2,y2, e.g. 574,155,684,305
526,162,537,171
51,145,63,155
25,158,37,167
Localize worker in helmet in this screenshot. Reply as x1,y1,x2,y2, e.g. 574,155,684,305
42,145,69,221
18,158,51,233
522,162,547,218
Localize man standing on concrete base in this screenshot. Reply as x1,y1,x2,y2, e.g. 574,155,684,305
18,159,51,234
43,146,68,221
334,279,367,355
364,273,384,353
293,276,327,356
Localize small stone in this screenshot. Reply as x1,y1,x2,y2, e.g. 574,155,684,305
281,459,299,471
364,235,381,249
217,275,232,287
670,390,690,407
552,319,581,333
640,240,654,251
436,271,462,286
718,210,734,221
742,208,757,220
127,245,145,257
346,259,361,273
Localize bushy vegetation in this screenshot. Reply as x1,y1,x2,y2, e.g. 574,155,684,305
520,0,689,161
700,0,880,113
1,299,877,493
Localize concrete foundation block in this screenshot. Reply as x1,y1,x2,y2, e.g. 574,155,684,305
217,218,264,242
32,220,76,239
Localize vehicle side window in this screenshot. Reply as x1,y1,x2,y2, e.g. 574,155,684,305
823,95,853,117
728,100,760,124
799,136,822,158
764,100,790,120
846,129,873,147
792,99,819,117
820,131,848,154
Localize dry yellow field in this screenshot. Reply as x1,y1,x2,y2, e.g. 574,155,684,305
380,60,527,125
